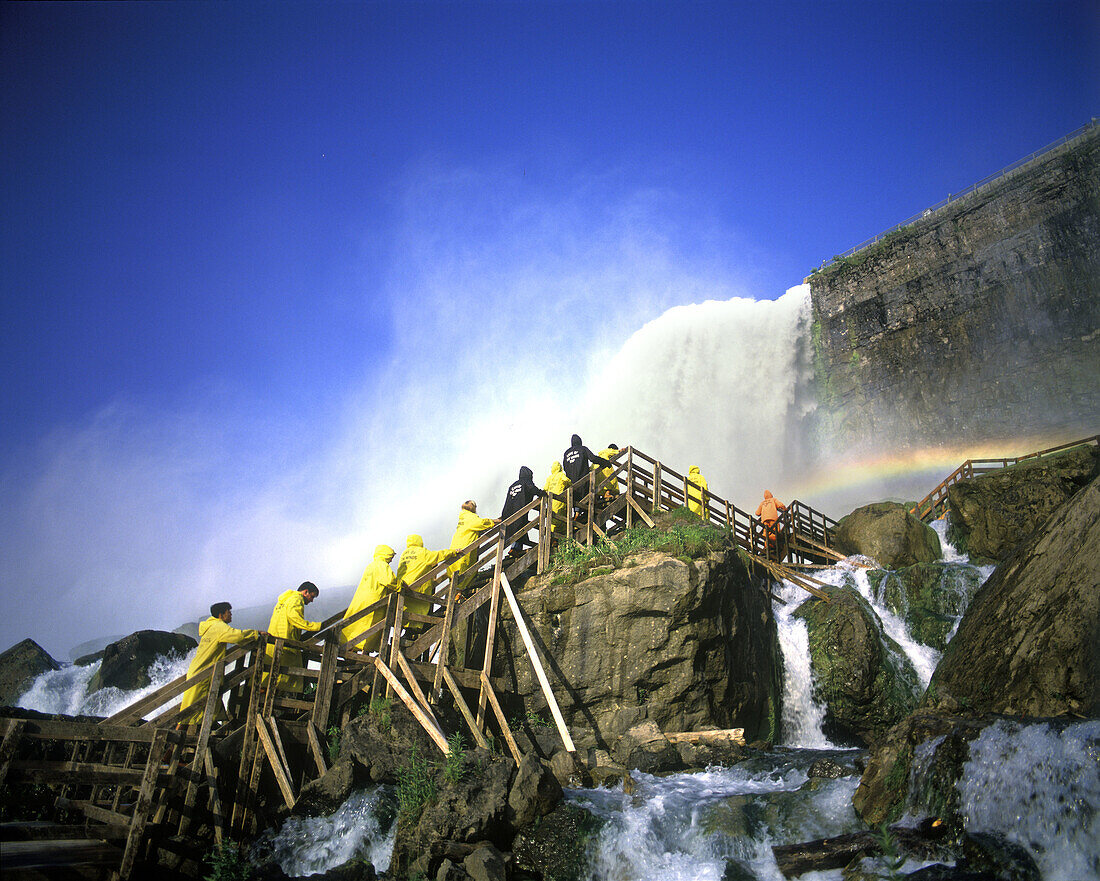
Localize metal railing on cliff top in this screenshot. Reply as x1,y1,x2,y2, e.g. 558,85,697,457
811,119,1099,273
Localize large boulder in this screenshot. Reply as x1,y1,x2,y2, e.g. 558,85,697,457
86,630,197,693
946,444,1100,561
497,546,781,749
834,502,942,568
0,639,60,706
511,802,604,881
793,584,921,746
924,475,1100,718
866,562,986,651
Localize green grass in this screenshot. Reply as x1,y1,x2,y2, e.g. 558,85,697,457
203,843,254,881
443,732,468,784
549,513,731,584
326,725,341,765
395,743,437,821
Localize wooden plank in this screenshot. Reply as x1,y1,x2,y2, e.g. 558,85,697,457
203,748,225,844
432,573,461,696
255,716,296,810
2,838,123,870
665,728,745,746
117,727,168,881
441,667,489,750
306,723,328,777
267,717,294,784
626,494,655,528
408,579,492,660
54,797,132,829
479,672,521,764
312,635,340,730
372,657,449,755
261,639,283,718
0,718,26,786
17,719,163,744
178,656,225,834
230,637,266,834
395,650,435,718
499,574,576,753
6,761,147,786
476,539,506,729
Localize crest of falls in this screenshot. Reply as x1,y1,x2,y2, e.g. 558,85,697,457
250,788,396,877
16,650,194,718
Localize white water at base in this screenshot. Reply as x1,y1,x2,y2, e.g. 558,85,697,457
929,517,965,563
251,788,396,876
958,720,1100,881
16,651,194,719
772,580,837,749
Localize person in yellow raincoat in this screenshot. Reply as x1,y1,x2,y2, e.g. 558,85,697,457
543,461,572,535
396,535,458,629
343,545,401,653
180,602,263,725
594,444,621,504
265,582,321,692
686,465,709,518
446,501,499,594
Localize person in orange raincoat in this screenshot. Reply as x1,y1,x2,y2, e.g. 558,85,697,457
755,490,787,547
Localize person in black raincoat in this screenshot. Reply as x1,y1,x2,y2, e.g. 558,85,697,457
500,465,547,558
563,434,612,520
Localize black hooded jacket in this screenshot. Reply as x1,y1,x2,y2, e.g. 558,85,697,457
501,466,546,522
562,434,612,488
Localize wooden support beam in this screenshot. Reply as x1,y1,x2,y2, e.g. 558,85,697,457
178,657,224,835
0,718,26,786
395,650,435,718
499,574,576,753
477,539,506,730
626,494,655,528
230,638,267,834
373,657,449,755
311,635,339,730
479,671,522,764
117,727,168,881
306,723,328,778
255,716,296,810
203,749,225,844
441,667,490,750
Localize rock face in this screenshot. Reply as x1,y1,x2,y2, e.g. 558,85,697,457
946,444,1100,561
0,639,60,706
86,630,197,693
867,562,985,651
807,126,1100,455
834,502,941,568
794,585,920,746
924,475,1100,718
496,547,781,749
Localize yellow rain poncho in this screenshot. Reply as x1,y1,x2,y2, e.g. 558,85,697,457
447,508,496,591
265,588,321,692
687,466,709,518
180,616,258,724
595,447,620,500
543,461,572,534
343,545,400,653
397,535,452,619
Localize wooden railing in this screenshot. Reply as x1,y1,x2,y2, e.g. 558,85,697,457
0,443,843,875
912,434,1099,521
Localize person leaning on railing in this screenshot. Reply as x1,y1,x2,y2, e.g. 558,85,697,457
756,490,788,548
447,500,500,595
343,546,400,654
562,433,612,523
179,602,267,725
396,534,462,636
264,582,321,693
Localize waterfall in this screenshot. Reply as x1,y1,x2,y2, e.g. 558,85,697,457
772,579,837,749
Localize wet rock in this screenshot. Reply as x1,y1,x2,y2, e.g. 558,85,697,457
463,843,507,881
338,703,443,785
548,748,593,787
794,585,921,746
0,638,60,706
959,831,1040,881
293,755,356,816
807,758,848,779
86,630,196,693
497,545,782,749
300,860,377,880
946,445,1100,561
435,859,469,881
924,475,1100,718
834,502,942,568
512,802,604,881
612,720,684,773
506,752,562,829
866,562,985,651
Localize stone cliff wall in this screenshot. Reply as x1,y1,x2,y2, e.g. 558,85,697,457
808,126,1100,454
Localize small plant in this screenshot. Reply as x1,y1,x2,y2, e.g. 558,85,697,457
443,731,468,784
525,709,552,729
396,743,436,820
873,823,907,879
204,842,254,881
326,725,341,765
369,696,393,732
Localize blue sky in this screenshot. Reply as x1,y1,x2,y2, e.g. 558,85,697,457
1,1,1096,656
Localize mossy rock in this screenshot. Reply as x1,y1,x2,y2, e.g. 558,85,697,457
866,563,984,650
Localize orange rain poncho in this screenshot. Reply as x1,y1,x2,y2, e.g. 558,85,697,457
343,545,400,653
756,490,787,525
180,616,258,723
265,588,321,692
686,465,709,517
397,534,453,619
543,461,572,534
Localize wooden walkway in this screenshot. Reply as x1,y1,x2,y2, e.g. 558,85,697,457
0,444,841,879
911,434,1099,522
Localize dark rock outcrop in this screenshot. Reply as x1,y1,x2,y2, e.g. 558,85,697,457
497,546,781,749
925,475,1100,718
834,502,942,568
511,802,604,881
946,444,1100,561
0,638,60,706
794,585,920,746
86,630,197,693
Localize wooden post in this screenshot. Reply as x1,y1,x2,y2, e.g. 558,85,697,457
499,574,576,753
231,637,268,834
395,650,434,717
476,539,505,730
373,658,449,755
654,461,663,513
312,634,339,731
441,667,490,750
178,657,224,836
433,573,460,696
255,716,296,810
117,728,168,881
0,719,25,786
306,723,328,777
565,486,574,540
479,671,522,764
203,748,225,844
626,447,634,528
